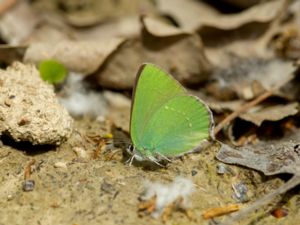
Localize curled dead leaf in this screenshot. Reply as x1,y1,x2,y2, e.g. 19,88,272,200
157,0,286,32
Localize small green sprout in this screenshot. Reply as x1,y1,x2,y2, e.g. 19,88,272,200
38,59,67,84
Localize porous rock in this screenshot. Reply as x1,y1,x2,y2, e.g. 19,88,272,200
0,62,73,145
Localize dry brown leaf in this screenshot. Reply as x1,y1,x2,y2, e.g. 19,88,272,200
157,0,286,32
191,91,243,113
74,16,141,40
23,39,125,74
207,100,299,126
217,130,300,175
142,16,191,37
26,23,73,44
217,131,300,225
179,0,288,71
239,102,299,126
0,1,40,44
62,0,155,27
206,99,243,114
95,16,212,90
199,0,286,31
157,0,217,32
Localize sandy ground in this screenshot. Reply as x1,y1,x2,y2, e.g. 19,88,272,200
0,118,299,225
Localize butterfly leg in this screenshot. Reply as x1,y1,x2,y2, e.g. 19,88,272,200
126,144,133,154
156,152,172,162
125,154,135,165
148,155,165,167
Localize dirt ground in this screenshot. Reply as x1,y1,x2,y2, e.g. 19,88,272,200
0,118,299,225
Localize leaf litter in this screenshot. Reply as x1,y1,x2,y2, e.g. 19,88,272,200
0,0,300,225
217,129,300,225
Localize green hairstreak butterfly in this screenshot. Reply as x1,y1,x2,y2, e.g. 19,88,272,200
129,64,214,165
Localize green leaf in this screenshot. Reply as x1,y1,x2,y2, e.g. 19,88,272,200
38,59,67,84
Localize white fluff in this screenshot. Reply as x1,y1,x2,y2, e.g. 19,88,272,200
59,72,107,117
141,177,194,218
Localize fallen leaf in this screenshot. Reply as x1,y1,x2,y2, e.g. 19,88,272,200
24,39,125,74
217,130,300,175
26,23,73,44
95,16,212,90
239,102,299,126
62,0,155,27
168,0,288,73
74,16,141,40
142,15,191,37
157,0,286,32
217,130,300,224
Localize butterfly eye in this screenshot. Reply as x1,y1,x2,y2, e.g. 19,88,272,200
128,144,134,153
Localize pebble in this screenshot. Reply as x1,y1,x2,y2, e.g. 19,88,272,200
191,169,198,176
54,162,67,169
101,181,114,194
7,194,13,201
232,182,249,203
217,163,227,175
23,180,35,192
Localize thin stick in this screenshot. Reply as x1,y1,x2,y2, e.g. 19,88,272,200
24,159,36,180
221,175,300,225
213,75,293,136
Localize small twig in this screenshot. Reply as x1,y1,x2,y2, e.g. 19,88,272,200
24,159,36,180
214,75,293,136
202,204,240,219
221,175,300,225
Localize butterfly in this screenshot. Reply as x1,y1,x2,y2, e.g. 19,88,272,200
128,63,214,165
